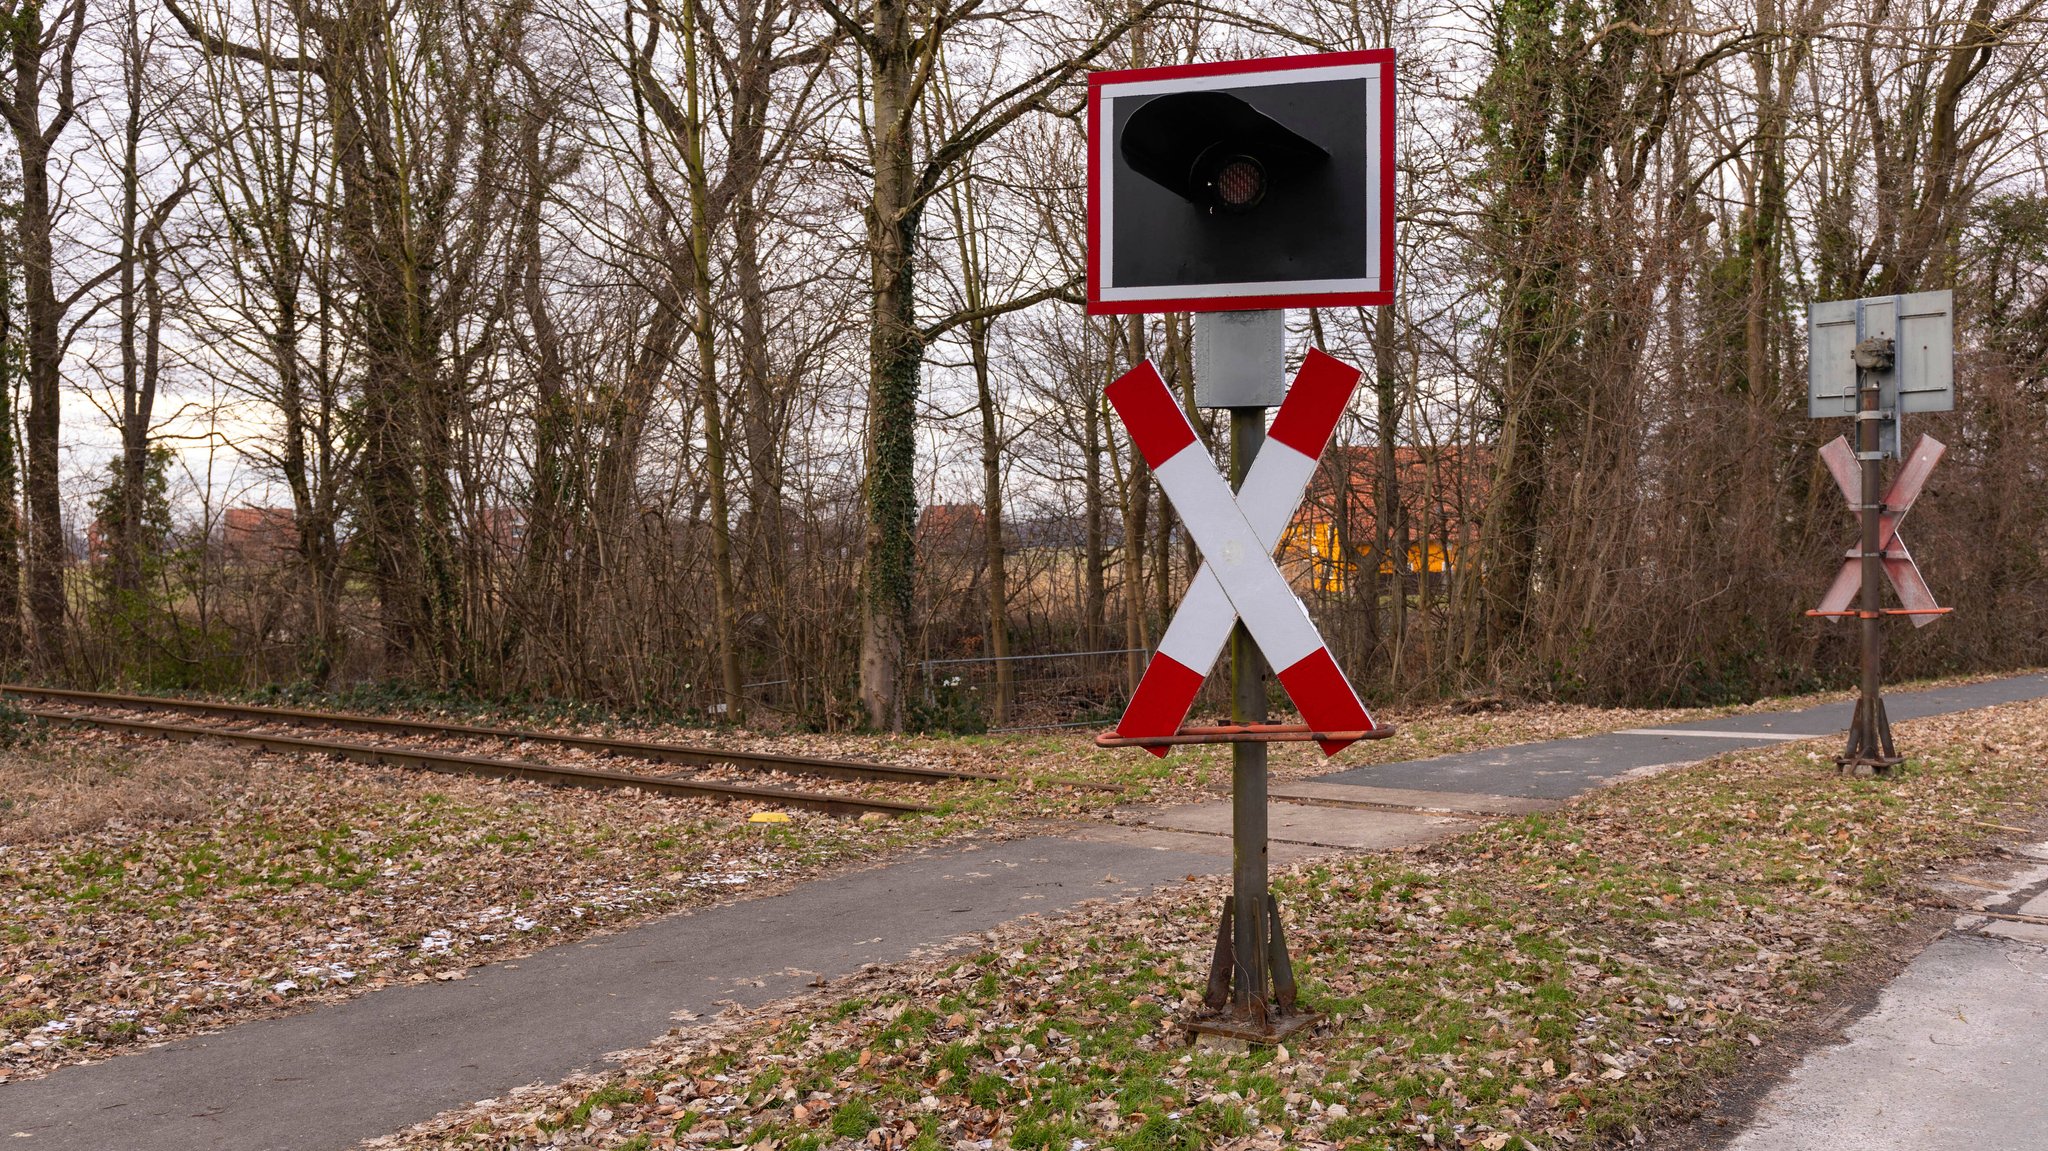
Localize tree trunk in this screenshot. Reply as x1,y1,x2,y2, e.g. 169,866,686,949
682,0,744,723
509,56,573,683
856,0,922,730
0,255,22,661
1,0,85,667
969,327,1010,725
1120,452,1150,692
112,19,147,604
1083,390,1106,653
1369,302,1407,679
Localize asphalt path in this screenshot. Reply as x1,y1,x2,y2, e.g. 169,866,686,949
1316,673,2048,798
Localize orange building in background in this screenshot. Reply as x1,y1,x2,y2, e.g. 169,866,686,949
917,503,986,551
1279,444,1491,594
219,507,299,565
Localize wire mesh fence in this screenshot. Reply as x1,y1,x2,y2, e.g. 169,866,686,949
913,647,1150,732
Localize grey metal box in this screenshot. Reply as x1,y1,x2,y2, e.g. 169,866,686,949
1194,309,1287,408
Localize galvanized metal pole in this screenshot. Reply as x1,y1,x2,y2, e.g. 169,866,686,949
1228,406,1271,1017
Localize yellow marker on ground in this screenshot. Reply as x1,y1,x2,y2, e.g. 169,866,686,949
747,812,792,823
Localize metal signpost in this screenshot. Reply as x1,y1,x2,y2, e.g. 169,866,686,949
1086,50,1395,1043
1805,291,1955,775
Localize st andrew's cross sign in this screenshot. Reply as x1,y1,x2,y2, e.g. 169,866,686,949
1803,290,1954,773
1106,352,1381,755
1085,50,1395,1042
1813,433,1945,627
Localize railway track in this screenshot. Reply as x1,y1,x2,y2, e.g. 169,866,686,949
0,685,1037,817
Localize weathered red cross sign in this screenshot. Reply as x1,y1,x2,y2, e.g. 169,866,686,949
1813,433,1946,626
1106,352,1379,757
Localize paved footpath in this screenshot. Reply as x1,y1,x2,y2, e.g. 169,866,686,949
1316,672,2048,799
5,674,2047,1150
1723,842,2048,1151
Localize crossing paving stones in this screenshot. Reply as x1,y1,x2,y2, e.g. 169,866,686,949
1267,780,1558,816
1139,798,1467,851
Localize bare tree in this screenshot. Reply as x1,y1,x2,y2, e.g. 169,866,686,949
0,0,89,663
816,0,1174,729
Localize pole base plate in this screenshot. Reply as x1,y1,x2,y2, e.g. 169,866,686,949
1184,1007,1322,1047
1838,693,1902,776
1834,754,1906,779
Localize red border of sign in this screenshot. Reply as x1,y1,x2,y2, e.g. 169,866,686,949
1086,49,1395,315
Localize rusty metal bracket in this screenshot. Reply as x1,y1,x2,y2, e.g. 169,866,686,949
1186,892,1318,1045
1203,897,1235,1010
1265,893,1298,1013
1851,335,1896,370
1095,722,1398,749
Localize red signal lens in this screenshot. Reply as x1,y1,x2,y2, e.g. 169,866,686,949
1214,157,1265,208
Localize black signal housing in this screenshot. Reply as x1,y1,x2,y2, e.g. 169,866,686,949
1120,92,1329,215
1086,50,1394,314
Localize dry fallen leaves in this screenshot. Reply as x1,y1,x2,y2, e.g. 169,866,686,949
5,682,1871,1085
366,696,2048,1151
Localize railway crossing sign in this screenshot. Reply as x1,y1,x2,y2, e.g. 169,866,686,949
1805,290,1955,774
1105,352,1380,755
1086,50,1394,314
1086,48,1396,1043
1812,434,1947,627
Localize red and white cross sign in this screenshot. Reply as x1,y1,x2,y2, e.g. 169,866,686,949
1106,351,1379,757
1814,433,1945,626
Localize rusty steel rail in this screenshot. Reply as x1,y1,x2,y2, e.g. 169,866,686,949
0,684,1000,787
20,706,928,818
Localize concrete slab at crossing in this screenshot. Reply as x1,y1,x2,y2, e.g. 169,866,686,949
1721,933,2048,1151
1142,799,1467,851
1268,780,1557,816
1723,842,2048,1151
